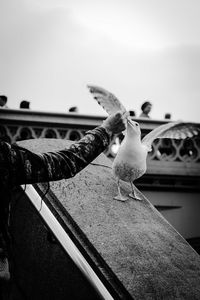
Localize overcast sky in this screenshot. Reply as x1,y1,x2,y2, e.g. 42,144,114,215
0,0,200,121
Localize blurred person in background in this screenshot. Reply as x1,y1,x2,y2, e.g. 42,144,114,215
139,101,152,118
0,96,8,109
20,100,30,109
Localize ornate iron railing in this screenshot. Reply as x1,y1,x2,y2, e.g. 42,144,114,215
1,108,200,179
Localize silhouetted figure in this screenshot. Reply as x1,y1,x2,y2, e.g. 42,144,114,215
164,113,171,120
68,106,79,113
139,101,152,118
0,95,8,108
20,100,30,109
129,110,136,117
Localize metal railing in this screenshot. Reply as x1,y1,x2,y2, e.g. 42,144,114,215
1,108,200,178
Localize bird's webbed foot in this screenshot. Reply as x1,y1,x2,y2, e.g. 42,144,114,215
113,194,128,202
129,182,142,201
114,180,128,202
128,192,142,201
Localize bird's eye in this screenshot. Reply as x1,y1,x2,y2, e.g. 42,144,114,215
135,123,139,126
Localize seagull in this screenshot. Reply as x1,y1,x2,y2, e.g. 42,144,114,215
87,85,200,201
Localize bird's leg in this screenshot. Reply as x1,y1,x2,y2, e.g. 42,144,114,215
129,181,142,201
114,179,128,202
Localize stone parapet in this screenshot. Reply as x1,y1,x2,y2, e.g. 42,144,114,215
9,138,200,300
1,108,200,180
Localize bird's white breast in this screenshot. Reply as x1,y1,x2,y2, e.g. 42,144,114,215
112,140,147,182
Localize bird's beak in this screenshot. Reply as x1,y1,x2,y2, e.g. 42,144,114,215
127,118,135,128
127,118,141,134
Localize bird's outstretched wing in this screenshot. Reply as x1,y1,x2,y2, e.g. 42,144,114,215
142,121,200,152
87,85,126,115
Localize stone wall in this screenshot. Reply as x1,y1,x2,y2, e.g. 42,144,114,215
9,138,200,299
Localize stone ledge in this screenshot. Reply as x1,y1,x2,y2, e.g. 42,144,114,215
17,138,200,299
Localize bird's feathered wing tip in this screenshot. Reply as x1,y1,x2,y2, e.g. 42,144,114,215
87,85,127,115
142,121,200,152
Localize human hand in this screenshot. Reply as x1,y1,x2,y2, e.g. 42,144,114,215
102,111,127,135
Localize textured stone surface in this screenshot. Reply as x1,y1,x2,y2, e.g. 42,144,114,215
18,138,200,299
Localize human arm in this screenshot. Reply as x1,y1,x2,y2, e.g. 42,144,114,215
0,112,126,188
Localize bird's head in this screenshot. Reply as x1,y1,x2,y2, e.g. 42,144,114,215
126,118,141,139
